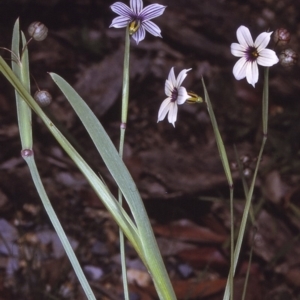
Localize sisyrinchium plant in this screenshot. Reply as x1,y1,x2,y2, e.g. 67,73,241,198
0,1,298,299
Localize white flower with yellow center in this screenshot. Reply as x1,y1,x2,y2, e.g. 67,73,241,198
231,25,279,87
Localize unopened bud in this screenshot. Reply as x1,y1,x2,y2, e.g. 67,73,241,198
34,90,52,107
28,21,48,41
279,48,298,68
186,91,203,104
273,28,291,46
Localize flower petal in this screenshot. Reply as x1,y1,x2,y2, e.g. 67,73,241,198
168,103,178,127
237,25,253,47
176,68,192,87
132,26,146,44
139,4,166,20
110,2,133,17
110,16,131,28
257,49,279,66
168,67,176,86
255,32,272,52
230,42,246,57
177,87,188,105
130,0,143,14
142,20,162,37
246,61,258,87
232,57,247,80
165,79,173,97
158,98,171,122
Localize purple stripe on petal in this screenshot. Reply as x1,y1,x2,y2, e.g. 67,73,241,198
111,2,133,17
132,26,146,44
142,21,161,37
140,4,166,20
141,21,162,37
130,0,143,14
110,16,130,28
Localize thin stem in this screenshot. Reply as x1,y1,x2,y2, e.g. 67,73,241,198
118,26,131,300
262,68,269,136
241,227,256,300
229,185,234,300
223,67,270,300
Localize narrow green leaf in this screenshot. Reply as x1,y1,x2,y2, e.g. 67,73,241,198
202,78,233,186
0,55,142,268
12,19,32,149
24,156,97,300
50,73,176,300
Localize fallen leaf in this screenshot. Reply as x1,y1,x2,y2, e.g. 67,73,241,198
153,219,226,244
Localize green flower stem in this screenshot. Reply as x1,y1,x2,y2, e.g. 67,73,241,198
262,68,269,136
121,26,130,125
229,186,234,300
118,26,131,300
241,228,255,300
201,78,234,300
223,68,269,300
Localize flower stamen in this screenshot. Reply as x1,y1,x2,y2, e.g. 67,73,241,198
186,91,203,104
129,20,141,35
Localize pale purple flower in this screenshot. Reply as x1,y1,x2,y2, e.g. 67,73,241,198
157,67,191,127
231,25,279,87
109,0,166,44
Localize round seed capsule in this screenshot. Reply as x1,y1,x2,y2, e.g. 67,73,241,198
279,48,298,68
28,22,48,41
273,28,291,46
34,90,52,107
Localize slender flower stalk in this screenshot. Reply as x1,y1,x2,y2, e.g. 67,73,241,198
231,25,279,87
158,67,191,127
109,0,166,44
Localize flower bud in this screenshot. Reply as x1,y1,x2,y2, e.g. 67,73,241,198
273,28,291,46
186,91,203,104
34,90,52,107
28,22,48,41
279,48,298,68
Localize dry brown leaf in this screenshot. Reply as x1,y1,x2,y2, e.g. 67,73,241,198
153,219,227,244
177,247,227,269
149,278,226,299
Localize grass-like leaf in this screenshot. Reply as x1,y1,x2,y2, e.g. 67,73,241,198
11,19,98,300
50,73,176,300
